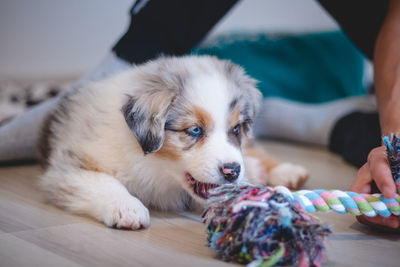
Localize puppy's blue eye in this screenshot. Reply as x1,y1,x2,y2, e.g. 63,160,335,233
232,124,241,135
187,126,203,137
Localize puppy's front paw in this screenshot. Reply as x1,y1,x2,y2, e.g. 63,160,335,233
103,197,150,230
268,163,308,190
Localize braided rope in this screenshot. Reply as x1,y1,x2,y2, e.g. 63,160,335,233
383,135,400,194
203,135,400,266
274,186,400,217
265,134,400,218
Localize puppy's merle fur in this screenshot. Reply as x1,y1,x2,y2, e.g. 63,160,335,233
39,55,307,229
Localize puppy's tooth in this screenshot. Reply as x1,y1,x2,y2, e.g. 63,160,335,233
202,184,207,196
195,182,200,195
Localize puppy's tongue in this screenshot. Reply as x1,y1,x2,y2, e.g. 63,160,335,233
194,182,220,199
186,173,220,199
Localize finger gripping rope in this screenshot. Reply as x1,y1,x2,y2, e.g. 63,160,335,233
203,135,400,267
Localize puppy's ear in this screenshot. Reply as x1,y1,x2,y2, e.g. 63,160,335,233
121,68,182,154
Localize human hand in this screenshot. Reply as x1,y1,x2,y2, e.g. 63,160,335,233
350,145,400,230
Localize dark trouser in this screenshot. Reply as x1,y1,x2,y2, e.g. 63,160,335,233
329,112,381,167
113,0,238,64
318,1,388,167
112,0,389,167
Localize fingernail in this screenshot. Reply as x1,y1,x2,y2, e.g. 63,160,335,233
361,185,371,193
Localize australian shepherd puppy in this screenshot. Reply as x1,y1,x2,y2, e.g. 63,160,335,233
38,55,307,229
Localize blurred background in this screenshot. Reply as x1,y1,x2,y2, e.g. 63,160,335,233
0,0,339,80
1,0,371,125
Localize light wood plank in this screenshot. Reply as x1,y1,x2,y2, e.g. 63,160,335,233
14,222,231,267
0,234,81,267
0,190,81,233
0,140,399,267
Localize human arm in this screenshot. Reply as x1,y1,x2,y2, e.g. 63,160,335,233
350,0,400,229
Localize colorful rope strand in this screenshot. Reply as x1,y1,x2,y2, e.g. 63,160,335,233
203,135,400,266
383,134,400,194
203,184,400,267
275,186,400,217
203,184,332,267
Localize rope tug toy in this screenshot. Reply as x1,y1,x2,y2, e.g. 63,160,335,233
202,135,400,267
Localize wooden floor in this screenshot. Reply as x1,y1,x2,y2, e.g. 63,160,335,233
1,140,399,267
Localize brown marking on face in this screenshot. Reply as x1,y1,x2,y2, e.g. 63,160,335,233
227,107,242,148
228,107,240,128
229,98,239,112
155,105,215,159
154,132,183,161
193,106,214,132
191,106,214,149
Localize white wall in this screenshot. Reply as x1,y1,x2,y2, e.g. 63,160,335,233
0,0,339,80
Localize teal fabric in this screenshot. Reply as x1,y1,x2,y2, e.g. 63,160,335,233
192,31,367,103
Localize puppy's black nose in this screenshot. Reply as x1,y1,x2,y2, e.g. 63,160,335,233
220,162,241,182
